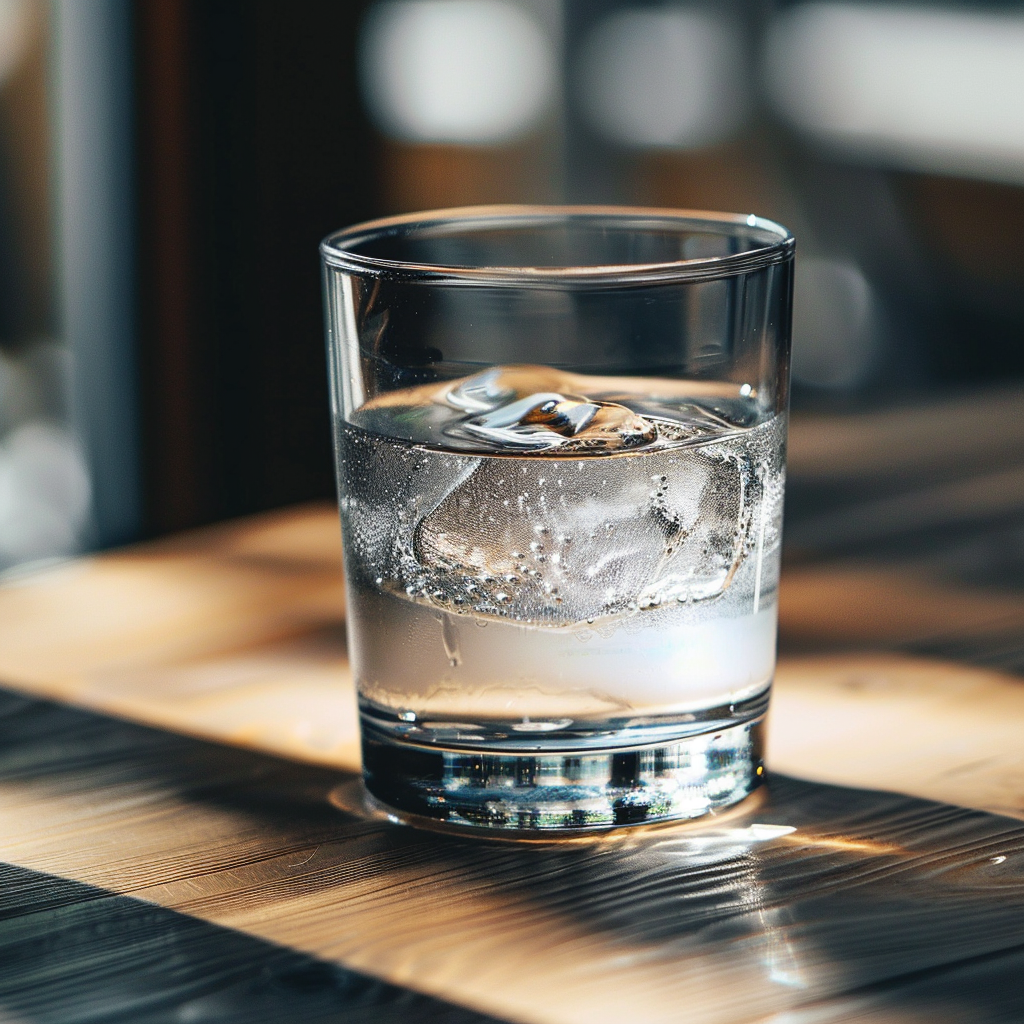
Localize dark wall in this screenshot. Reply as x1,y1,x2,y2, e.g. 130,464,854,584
135,0,380,535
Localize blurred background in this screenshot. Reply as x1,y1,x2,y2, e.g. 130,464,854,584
1,0,1023,578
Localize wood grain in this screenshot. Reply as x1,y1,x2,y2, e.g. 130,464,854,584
0,504,360,769
786,386,1024,486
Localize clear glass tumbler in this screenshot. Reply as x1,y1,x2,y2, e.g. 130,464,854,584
321,206,794,834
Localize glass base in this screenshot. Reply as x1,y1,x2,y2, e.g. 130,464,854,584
360,716,765,834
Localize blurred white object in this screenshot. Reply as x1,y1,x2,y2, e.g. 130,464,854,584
576,7,747,149
360,0,555,144
0,421,91,569
765,4,1024,185
791,258,878,390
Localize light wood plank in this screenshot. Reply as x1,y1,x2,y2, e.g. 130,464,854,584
0,504,360,769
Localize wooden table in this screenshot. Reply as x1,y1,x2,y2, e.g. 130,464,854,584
3,390,1024,1022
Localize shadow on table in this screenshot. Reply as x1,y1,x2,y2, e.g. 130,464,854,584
0,864,502,1024
3,686,1024,1023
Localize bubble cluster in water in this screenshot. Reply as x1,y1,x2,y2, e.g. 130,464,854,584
338,366,785,629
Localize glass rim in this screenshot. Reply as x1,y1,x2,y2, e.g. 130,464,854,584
320,205,794,287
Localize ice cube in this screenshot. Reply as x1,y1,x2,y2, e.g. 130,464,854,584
637,447,750,609
342,364,766,625
411,440,752,626
337,422,479,581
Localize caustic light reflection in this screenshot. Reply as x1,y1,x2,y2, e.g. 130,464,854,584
360,0,555,144
654,824,808,990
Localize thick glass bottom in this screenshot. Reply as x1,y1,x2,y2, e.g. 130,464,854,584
359,688,770,752
360,716,766,833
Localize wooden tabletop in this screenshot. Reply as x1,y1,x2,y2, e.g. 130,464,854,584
3,389,1024,1022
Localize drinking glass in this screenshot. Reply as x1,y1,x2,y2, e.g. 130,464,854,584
321,206,794,834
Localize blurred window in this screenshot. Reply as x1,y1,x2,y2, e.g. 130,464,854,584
360,0,555,144
765,4,1024,185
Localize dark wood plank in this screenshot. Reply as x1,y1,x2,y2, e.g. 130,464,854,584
0,861,503,1023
